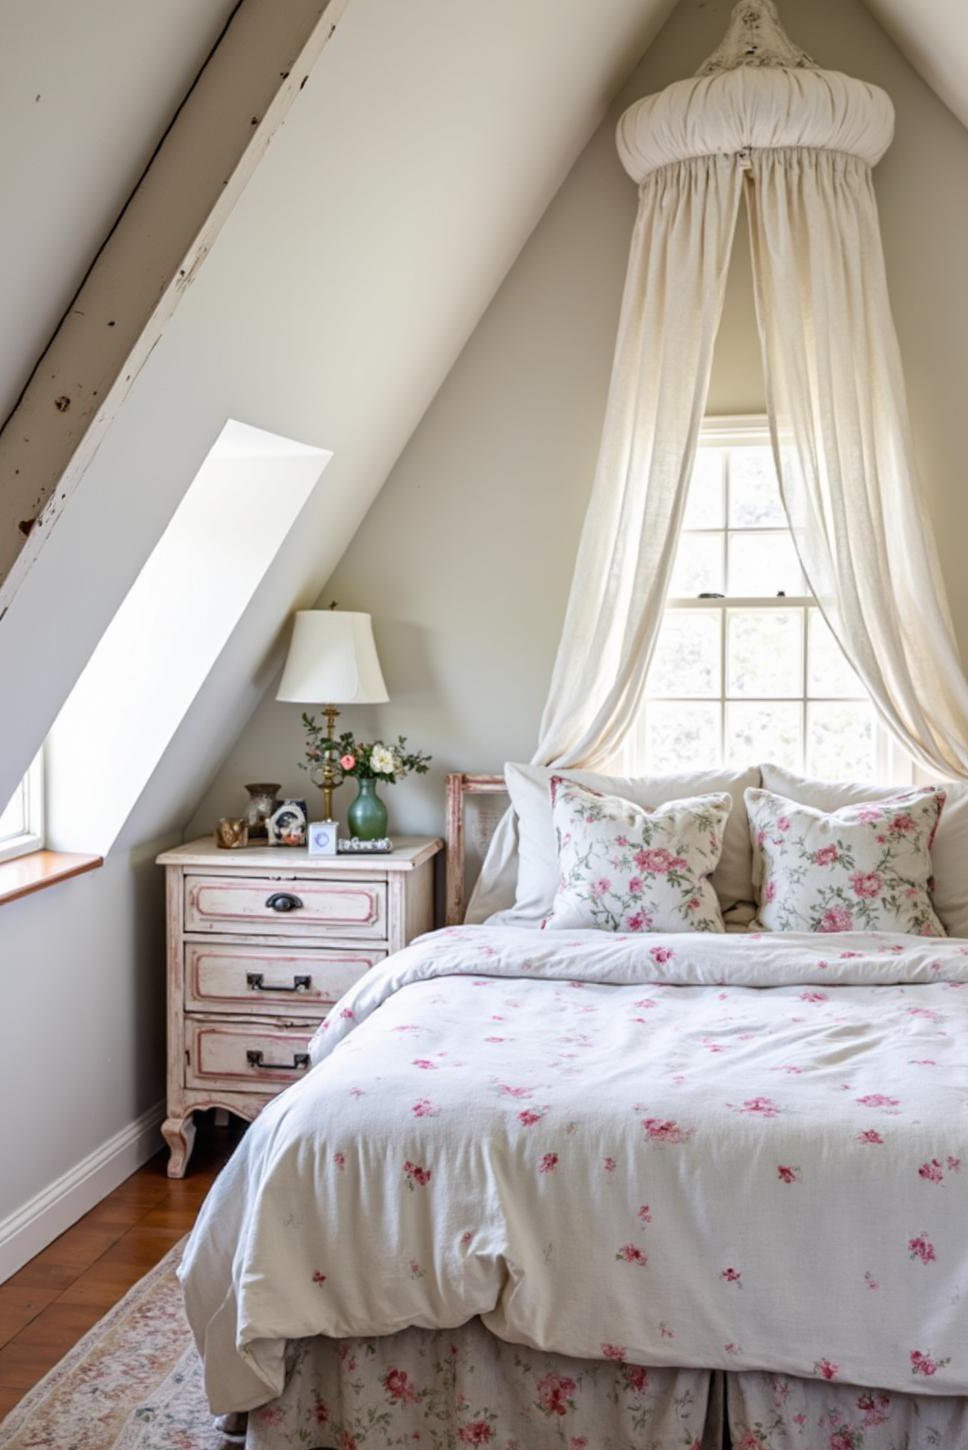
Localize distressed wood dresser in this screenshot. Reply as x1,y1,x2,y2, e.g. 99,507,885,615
156,835,442,1175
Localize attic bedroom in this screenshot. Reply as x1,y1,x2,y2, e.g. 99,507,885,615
2,0,968,1445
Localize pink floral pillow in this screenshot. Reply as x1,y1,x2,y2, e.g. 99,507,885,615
545,777,731,933
745,786,947,936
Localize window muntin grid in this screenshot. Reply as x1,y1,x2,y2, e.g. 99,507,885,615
638,428,881,778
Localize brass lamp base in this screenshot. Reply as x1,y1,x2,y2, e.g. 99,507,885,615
319,703,341,820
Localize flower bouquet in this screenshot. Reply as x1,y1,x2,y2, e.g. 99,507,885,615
301,718,431,840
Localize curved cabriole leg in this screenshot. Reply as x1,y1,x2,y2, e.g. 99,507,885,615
162,1113,197,1178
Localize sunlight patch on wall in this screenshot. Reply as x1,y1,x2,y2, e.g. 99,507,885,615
46,420,331,855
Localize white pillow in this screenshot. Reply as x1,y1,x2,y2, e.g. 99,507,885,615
762,763,968,938
546,778,730,933
497,762,761,926
746,785,946,936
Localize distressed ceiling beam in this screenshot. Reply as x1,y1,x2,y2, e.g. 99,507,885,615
0,0,352,621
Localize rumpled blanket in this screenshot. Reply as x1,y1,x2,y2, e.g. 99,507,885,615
180,926,968,1412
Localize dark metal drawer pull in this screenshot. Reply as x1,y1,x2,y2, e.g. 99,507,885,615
246,1049,310,1072
246,972,312,994
265,891,303,913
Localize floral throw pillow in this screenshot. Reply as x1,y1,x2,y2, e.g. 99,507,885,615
745,786,947,936
545,777,731,933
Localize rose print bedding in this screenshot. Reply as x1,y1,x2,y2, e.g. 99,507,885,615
244,1318,719,1450
727,1368,968,1448
179,925,968,1414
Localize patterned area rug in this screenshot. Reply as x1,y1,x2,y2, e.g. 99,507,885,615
0,1240,235,1450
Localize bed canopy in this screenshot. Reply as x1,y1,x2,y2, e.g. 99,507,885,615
469,0,968,919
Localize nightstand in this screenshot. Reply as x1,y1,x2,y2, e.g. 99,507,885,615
156,835,442,1176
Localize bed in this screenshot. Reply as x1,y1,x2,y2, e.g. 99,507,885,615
182,770,968,1449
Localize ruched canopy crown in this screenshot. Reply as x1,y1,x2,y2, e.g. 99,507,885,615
616,0,893,182
617,66,894,181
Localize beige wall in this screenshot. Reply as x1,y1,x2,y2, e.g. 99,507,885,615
195,0,968,843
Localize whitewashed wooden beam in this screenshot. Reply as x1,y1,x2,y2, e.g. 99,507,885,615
0,0,352,621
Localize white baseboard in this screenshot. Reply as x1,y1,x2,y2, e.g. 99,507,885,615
0,1101,165,1283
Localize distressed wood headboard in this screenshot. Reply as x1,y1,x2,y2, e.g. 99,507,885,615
445,773,509,925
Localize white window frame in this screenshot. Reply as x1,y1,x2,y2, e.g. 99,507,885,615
638,415,913,784
0,750,45,864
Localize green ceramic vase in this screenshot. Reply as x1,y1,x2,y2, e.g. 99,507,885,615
347,777,388,841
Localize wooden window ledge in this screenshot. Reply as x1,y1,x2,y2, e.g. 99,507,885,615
0,851,102,907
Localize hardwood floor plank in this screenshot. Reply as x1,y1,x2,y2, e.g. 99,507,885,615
0,1304,103,1389
98,1226,184,1267
54,1262,155,1311
77,1185,170,1230
161,1179,220,1212
89,1176,172,1213
0,1121,235,1407
4,1224,125,1293
0,1287,60,1350
138,1201,203,1231
0,1385,23,1416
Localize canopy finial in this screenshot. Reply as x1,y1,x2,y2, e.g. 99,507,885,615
696,0,815,76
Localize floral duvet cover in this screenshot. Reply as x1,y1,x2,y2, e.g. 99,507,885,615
180,925,968,1414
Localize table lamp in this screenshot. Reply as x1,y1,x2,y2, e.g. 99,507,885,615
276,610,389,820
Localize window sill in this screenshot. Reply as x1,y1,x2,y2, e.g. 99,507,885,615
0,850,103,908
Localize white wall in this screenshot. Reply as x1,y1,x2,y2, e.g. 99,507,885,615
863,0,968,131
0,844,171,1275
196,0,968,845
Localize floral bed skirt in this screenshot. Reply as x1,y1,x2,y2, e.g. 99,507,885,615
727,1370,968,1448
242,1318,968,1450
245,1317,719,1449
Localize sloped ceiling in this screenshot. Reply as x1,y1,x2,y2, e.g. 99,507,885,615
0,0,680,828
2,0,968,843
862,0,968,130
0,0,239,426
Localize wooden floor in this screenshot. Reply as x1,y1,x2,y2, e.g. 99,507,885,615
0,1116,241,1421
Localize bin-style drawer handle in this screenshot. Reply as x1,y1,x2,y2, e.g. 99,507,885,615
246,1049,310,1072
246,972,312,994
265,891,303,913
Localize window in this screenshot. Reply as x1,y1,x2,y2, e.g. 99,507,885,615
638,417,909,781
0,751,44,864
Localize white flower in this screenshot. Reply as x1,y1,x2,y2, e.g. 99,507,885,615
370,745,398,776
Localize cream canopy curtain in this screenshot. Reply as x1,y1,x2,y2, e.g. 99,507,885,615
538,156,743,769
467,0,968,920
467,157,742,920
747,146,968,777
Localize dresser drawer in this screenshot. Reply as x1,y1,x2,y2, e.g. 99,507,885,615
184,942,384,1014
184,874,386,938
185,1018,316,1091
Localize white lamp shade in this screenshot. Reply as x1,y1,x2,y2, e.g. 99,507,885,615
276,611,389,704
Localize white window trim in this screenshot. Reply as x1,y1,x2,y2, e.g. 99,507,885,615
640,414,914,784
0,750,45,864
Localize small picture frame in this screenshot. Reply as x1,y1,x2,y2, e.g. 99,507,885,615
268,799,308,847
308,819,339,856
